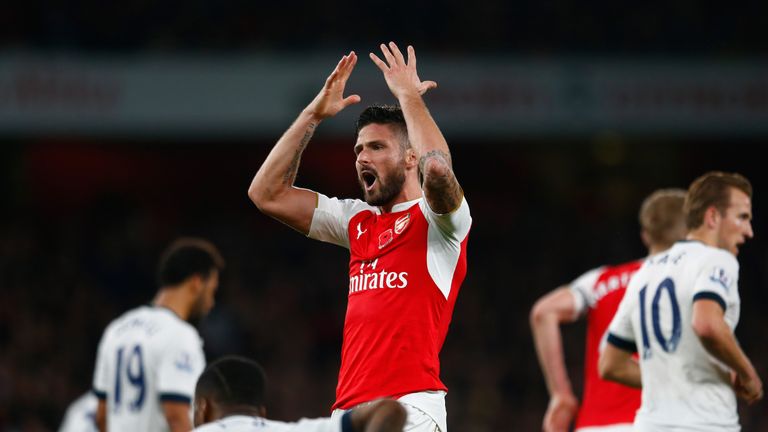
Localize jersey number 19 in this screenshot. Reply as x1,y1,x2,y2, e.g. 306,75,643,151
114,345,146,412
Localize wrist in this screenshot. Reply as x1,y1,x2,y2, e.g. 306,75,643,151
300,107,325,124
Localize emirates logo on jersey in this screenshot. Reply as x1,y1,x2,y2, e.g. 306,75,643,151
378,229,393,249
394,213,410,235
349,258,409,293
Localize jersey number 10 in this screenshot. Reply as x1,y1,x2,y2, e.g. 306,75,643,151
639,277,682,359
114,345,146,412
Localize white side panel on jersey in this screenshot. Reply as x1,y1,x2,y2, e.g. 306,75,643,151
420,197,472,300
568,266,606,315
309,193,375,249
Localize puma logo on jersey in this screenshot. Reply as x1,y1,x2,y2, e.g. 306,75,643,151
356,222,367,239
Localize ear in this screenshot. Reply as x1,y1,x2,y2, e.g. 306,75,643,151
193,397,208,427
703,206,721,229
640,230,651,248
404,147,418,169
188,274,204,295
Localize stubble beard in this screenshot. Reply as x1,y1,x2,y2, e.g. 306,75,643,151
361,164,407,207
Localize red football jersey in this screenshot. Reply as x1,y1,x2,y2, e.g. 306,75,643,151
570,260,643,429
308,194,471,413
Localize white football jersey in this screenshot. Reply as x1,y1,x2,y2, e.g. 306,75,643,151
193,414,349,432
92,306,206,432
607,241,741,431
58,392,98,432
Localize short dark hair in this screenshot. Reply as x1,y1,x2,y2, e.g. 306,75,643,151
157,238,225,287
684,171,753,230
195,356,267,408
355,105,409,150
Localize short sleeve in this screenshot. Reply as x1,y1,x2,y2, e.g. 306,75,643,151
92,331,110,399
308,194,374,248
418,196,472,242
156,330,206,404
692,250,740,314
568,267,605,316
606,279,640,353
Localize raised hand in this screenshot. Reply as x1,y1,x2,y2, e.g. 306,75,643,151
306,52,361,120
369,42,437,99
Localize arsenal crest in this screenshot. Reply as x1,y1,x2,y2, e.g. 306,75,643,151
394,213,410,235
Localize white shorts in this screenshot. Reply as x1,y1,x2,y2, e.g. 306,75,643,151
331,391,446,432
576,425,633,432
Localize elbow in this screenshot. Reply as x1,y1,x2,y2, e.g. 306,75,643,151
692,317,719,344
529,300,546,328
247,181,273,213
422,157,452,182
598,354,616,381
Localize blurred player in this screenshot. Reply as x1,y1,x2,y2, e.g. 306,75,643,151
59,391,98,432
248,42,470,432
530,188,686,432
92,238,225,432
600,171,763,431
192,356,407,432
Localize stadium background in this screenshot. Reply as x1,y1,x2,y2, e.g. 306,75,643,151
1,1,767,431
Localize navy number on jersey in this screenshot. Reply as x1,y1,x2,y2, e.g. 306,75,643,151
639,278,682,359
114,345,146,412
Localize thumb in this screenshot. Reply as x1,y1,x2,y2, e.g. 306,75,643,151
342,94,361,107
418,81,438,95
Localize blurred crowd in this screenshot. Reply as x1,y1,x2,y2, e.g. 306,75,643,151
1,1,767,54
1,138,767,431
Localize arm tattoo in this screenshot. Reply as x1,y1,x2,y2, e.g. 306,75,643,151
420,149,461,214
282,122,317,185
418,149,452,174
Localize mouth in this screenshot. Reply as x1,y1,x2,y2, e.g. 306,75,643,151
361,171,377,191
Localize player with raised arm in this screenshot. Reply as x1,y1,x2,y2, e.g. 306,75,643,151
530,189,687,432
600,171,763,431
192,356,407,432
248,42,470,432
92,238,225,432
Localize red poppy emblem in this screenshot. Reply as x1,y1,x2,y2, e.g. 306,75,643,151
378,229,394,249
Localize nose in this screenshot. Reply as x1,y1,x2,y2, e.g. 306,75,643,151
745,221,754,239
356,148,371,165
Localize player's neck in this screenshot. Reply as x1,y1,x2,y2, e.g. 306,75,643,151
685,229,717,248
217,405,266,420
379,180,421,213
152,289,191,321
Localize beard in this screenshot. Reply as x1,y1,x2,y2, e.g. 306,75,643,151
360,163,407,207
187,293,209,326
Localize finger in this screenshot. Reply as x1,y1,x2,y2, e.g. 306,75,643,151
338,52,357,83
379,43,396,67
325,54,348,85
407,45,416,67
424,80,438,90
388,41,406,65
369,52,388,72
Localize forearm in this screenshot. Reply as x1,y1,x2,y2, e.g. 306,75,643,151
531,313,575,397
397,93,451,166
698,322,756,379
248,110,320,205
598,345,642,388
398,92,461,212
